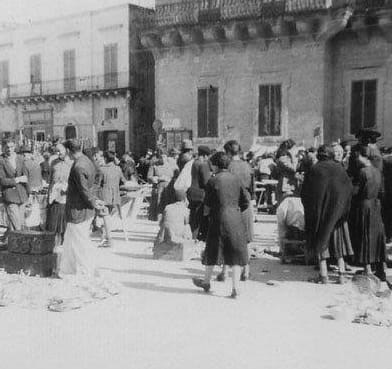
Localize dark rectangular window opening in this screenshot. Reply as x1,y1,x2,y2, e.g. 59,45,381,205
0,60,9,92
64,49,76,92
197,86,218,138
350,79,377,135
104,43,118,89
258,84,282,137
105,107,118,120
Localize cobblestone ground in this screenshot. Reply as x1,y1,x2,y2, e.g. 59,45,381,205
0,214,391,369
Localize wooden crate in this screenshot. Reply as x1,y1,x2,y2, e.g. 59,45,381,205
0,251,57,277
7,230,56,255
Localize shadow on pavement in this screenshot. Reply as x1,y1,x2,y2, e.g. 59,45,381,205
121,281,201,295
249,258,315,284
102,268,197,280
114,251,153,260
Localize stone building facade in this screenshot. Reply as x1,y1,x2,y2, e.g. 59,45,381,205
141,0,392,151
0,4,155,155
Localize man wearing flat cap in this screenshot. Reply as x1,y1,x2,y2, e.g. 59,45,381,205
187,146,212,239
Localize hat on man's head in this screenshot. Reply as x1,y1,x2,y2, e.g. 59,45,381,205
355,128,381,140
181,139,193,151
198,145,211,156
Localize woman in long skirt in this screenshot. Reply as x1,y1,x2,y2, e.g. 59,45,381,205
301,145,353,284
192,152,249,298
350,145,387,280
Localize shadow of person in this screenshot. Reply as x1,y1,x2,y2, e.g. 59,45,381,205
121,281,204,295
249,257,316,284
114,251,153,260
101,268,197,280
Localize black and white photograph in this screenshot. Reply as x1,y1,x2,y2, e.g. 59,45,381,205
0,0,391,368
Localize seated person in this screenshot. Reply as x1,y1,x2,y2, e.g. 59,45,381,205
276,196,305,253
154,190,192,249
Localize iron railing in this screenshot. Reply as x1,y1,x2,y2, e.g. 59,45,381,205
4,71,130,99
155,0,337,26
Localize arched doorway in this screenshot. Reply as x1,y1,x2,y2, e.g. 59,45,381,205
65,125,77,139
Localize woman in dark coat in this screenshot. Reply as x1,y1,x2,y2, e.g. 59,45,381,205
192,152,249,298
301,145,353,284
215,140,253,282
350,145,387,280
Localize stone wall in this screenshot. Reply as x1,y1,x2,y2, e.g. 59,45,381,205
329,32,392,146
155,39,329,150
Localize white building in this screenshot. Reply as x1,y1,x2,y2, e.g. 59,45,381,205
0,3,155,155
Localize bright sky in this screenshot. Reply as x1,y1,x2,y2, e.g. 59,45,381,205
0,0,155,25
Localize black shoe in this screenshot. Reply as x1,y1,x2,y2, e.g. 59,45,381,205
240,271,248,282
192,278,211,292
230,289,239,299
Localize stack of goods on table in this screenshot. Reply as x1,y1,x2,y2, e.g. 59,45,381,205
0,230,56,277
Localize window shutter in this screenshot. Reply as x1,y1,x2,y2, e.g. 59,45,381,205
364,80,377,128
116,130,126,156
98,131,105,151
198,88,207,138
0,61,9,90
272,85,281,136
30,54,41,83
351,81,364,134
208,87,218,137
259,85,269,136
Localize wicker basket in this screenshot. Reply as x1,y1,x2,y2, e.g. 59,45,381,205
7,230,56,255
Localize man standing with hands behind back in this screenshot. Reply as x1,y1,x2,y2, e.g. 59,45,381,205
0,140,29,240
59,139,105,277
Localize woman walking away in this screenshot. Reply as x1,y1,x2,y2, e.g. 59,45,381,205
192,152,249,298
350,145,388,282
301,145,353,284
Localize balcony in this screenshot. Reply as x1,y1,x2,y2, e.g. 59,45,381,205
4,71,132,102
154,0,342,27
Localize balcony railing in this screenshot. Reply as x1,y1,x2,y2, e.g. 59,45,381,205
4,71,130,99
154,0,391,27
155,0,338,27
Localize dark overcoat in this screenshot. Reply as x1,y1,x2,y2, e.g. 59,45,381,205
203,170,249,266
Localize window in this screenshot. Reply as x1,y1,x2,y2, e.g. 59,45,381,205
30,54,42,95
65,125,77,139
35,131,45,141
104,43,118,89
350,79,377,134
64,49,76,92
258,84,281,136
30,54,41,84
0,60,9,91
197,86,218,138
104,108,118,120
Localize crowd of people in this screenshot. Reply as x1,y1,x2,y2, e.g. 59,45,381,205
0,128,391,297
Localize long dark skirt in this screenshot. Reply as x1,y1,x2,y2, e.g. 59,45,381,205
351,198,386,265
203,207,248,266
148,182,168,221
319,221,353,260
46,202,67,235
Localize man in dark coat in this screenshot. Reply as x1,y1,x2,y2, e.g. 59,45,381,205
301,145,353,283
58,139,104,277
187,145,211,240
0,140,29,236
